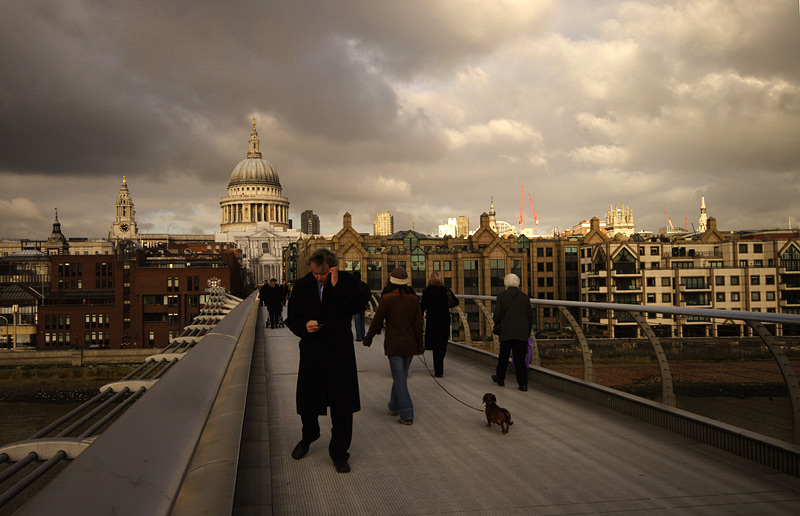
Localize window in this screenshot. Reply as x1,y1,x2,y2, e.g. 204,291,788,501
754,244,763,253
661,277,671,287
650,246,659,255
752,292,761,302
766,291,775,301
739,244,748,253
443,261,451,271
646,278,655,287
433,261,440,271
730,276,740,285
766,275,775,285
751,275,760,285
731,292,740,302
662,293,671,302
681,277,706,289
715,276,725,286
716,293,725,302
739,260,748,268
647,294,656,303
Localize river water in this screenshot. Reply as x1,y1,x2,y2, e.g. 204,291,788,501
0,402,83,445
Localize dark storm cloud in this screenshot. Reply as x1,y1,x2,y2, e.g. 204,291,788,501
0,0,798,239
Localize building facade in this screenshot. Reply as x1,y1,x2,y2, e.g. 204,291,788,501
373,211,394,236
37,244,243,349
580,217,800,338
301,210,320,235
605,203,635,237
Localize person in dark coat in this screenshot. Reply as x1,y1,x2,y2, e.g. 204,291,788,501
491,273,535,391
352,271,371,341
420,272,452,377
265,278,284,328
258,280,269,306
280,279,290,306
362,267,424,424
284,248,368,474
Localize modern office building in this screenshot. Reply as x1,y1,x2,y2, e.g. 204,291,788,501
300,210,320,235
373,211,394,236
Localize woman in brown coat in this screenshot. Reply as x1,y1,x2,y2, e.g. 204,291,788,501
363,267,424,424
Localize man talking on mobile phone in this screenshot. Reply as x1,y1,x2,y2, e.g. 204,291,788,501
284,248,368,474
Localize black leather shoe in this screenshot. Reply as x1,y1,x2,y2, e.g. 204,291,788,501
518,385,528,391
291,441,310,460
334,461,351,473
492,374,504,387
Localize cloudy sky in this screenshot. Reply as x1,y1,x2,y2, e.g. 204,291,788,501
1,0,799,240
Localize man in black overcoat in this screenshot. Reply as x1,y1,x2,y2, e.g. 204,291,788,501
258,280,269,306
284,248,368,474
265,278,285,328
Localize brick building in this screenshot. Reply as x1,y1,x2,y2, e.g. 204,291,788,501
37,242,244,349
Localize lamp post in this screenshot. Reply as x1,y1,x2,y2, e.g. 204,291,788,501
11,305,18,350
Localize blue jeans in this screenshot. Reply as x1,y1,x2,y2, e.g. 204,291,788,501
388,355,414,421
354,312,366,340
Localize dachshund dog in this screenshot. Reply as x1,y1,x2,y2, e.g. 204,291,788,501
483,393,513,434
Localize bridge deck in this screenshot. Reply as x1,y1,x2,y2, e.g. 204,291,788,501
240,307,800,515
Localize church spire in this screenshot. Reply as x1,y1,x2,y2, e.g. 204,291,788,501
247,117,262,158
698,194,708,232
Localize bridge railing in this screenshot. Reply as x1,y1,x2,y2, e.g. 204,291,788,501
0,288,257,516
368,291,800,474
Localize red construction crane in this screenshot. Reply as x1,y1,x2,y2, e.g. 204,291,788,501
664,211,675,232
529,194,538,235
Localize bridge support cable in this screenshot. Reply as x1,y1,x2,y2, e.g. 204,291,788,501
630,311,676,408
10,289,252,516
0,451,67,510
746,320,800,444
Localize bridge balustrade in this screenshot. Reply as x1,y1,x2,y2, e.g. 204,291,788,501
1,290,799,514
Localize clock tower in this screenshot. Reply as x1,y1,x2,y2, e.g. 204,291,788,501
110,176,138,241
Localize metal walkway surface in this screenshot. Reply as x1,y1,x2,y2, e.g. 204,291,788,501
248,307,800,515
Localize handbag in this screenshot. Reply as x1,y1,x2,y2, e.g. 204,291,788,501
446,288,459,308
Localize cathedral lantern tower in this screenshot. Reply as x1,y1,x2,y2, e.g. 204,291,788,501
110,176,138,241
219,118,290,233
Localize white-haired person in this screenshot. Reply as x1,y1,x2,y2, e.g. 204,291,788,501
491,273,535,391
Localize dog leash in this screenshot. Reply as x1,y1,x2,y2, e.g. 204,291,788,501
415,354,484,412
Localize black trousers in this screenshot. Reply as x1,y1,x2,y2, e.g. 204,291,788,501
496,339,528,387
268,310,281,328
432,341,448,376
300,412,353,463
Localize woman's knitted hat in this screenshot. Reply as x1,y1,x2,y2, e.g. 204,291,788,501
389,267,409,285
